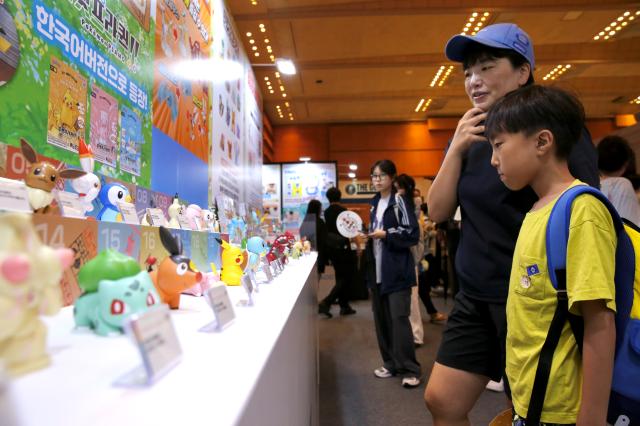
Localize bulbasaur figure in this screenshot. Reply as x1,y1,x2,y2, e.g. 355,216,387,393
74,250,160,336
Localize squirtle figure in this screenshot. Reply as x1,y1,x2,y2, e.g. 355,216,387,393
246,236,269,272
97,183,131,222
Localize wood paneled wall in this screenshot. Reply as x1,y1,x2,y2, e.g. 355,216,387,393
271,118,618,179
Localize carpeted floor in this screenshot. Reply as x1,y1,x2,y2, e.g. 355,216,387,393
318,268,507,426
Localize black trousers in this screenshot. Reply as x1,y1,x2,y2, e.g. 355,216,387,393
321,250,355,308
417,269,438,314
370,285,421,377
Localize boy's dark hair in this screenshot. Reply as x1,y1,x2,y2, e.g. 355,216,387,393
326,187,341,203
485,85,585,160
597,135,633,174
462,44,534,86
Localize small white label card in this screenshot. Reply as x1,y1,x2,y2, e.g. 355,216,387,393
249,269,259,292
146,208,168,227
119,304,182,386
203,284,235,331
177,214,191,230
0,177,31,213
238,274,254,306
117,201,140,225
56,191,85,218
270,261,280,276
262,263,274,282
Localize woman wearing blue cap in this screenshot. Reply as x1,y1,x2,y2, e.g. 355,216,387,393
424,23,599,424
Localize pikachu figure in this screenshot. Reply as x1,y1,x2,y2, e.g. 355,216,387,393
217,238,248,286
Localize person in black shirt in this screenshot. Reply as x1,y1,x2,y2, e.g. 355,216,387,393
318,187,356,317
300,199,327,275
424,23,599,423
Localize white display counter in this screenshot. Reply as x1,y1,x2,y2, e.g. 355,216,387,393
0,254,319,426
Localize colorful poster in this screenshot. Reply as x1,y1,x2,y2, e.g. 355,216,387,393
282,162,337,229
190,230,210,272
0,3,20,87
139,225,167,267
47,56,87,153
262,164,281,219
90,86,119,167
0,0,155,186
120,105,143,176
153,0,212,161
135,185,173,222
243,68,263,210
97,221,141,260
32,215,98,306
207,232,222,270
210,0,244,203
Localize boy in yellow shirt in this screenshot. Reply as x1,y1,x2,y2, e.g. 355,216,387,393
485,85,617,425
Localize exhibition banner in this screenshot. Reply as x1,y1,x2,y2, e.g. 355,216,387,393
262,164,280,219
282,162,337,228
152,0,212,162
0,0,155,186
210,0,244,203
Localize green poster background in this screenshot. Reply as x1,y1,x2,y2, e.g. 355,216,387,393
0,0,155,186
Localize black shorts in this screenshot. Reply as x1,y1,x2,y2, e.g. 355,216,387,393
436,292,509,390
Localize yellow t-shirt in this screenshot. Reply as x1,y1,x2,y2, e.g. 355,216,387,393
506,180,617,424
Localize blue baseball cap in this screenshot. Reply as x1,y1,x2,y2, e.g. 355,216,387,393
445,23,535,70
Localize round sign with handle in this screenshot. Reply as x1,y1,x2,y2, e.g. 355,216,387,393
336,210,362,238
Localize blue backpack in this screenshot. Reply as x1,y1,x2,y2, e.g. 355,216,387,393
526,185,640,425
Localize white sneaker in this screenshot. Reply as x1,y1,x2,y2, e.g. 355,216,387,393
401,376,421,388
373,366,393,378
486,379,504,392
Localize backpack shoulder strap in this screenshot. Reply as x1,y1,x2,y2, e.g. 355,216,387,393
529,185,625,424
546,185,624,290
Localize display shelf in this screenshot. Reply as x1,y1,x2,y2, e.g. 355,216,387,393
0,254,319,426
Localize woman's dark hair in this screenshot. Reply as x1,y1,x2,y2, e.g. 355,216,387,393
394,174,416,208
370,159,397,177
598,135,634,174
485,85,584,160
420,203,429,216
306,199,322,217
462,44,534,86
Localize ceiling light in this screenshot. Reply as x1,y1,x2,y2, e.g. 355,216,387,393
264,76,269,81
285,102,290,107
348,172,356,178
593,11,638,41
349,164,358,171
542,64,573,81
246,32,252,37
254,52,260,57
300,157,311,162
259,23,265,28
249,39,255,44
260,28,266,32
264,39,270,43
282,93,287,97
252,46,258,50
275,59,296,75
414,98,425,112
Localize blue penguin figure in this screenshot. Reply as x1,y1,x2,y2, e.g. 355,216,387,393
97,183,131,222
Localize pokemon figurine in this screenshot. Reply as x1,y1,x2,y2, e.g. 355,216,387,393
19,138,86,213
267,234,290,264
148,227,203,309
97,182,131,222
74,250,160,336
290,241,303,260
217,238,248,286
167,195,183,229
184,204,203,230
246,236,269,273
70,139,101,214
0,213,73,376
